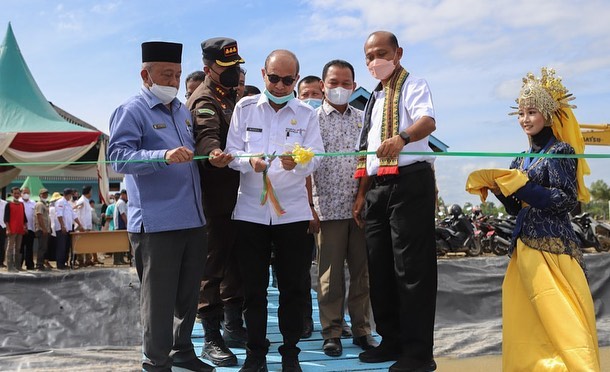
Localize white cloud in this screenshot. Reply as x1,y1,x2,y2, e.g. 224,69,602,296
91,2,120,14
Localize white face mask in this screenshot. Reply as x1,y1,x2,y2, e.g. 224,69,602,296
109,199,115,204
325,86,353,105
41,197,48,203
147,71,178,104
22,193,30,200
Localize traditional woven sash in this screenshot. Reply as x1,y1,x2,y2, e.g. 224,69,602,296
354,67,409,178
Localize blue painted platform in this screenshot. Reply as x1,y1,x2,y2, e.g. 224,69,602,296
191,283,390,371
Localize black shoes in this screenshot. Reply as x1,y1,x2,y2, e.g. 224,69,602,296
281,356,302,372
352,334,379,350
323,338,342,357
300,318,313,339
172,357,216,371
239,355,268,372
358,340,401,363
389,358,437,372
201,339,237,367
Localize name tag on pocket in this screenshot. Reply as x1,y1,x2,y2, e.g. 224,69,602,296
246,127,263,133
153,123,166,129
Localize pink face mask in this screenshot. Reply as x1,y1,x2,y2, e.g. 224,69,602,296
367,57,396,80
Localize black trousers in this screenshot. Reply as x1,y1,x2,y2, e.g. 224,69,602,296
0,227,6,265
130,226,207,371
20,230,35,269
236,220,310,358
198,215,243,318
364,164,437,362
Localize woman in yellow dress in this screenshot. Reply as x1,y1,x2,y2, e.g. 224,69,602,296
468,68,600,371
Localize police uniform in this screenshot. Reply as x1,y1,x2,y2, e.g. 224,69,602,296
187,37,246,367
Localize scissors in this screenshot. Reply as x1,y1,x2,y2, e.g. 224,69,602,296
263,151,277,169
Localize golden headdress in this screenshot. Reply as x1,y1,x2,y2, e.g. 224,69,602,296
510,67,576,122
510,67,590,203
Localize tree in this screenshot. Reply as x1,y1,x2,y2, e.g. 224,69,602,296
584,179,610,220
589,180,610,201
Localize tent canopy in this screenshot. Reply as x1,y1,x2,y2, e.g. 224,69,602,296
0,22,101,186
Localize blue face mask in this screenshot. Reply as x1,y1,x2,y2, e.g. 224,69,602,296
302,98,322,109
264,89,294,105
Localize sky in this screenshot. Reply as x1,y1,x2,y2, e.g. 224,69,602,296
2,0,610,207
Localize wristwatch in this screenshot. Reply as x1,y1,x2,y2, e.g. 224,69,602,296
399,131,410,145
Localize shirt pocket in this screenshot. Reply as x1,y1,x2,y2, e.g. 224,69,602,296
243,127,264,152
285,128,305,146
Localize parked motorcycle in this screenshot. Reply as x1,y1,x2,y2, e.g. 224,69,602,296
593,219,610,252
472,215,498,254
485,215,514,255
436,205,481,257
571,213,609,252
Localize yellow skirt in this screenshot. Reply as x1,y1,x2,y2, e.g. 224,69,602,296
502,240,600,371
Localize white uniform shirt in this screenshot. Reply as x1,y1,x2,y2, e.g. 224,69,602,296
74,195,92,230
366,75,436,176
226,94,324,225
114,198,127,229
0,199,6,228
49,204,59,236
55,197,76,231
19,198,36,231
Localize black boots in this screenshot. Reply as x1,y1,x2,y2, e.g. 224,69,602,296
201,315,238,367
223,306,248,348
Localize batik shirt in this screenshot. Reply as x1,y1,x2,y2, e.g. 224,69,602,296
312,101,362,221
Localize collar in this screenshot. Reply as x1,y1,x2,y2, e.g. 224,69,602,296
321,99,353,116
204,78,232,100
140,86,181,110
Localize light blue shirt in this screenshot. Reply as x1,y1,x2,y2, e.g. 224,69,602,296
108,87,205,233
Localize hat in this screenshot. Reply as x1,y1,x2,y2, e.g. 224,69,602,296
49,192,62,202
201,37,244,67
39,188,49,194
63,188,74,195
120,189,127,194
142,41,182,63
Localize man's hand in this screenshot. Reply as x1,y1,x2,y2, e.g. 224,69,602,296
165,146,194,164
249,155,268,173
376,134,406,159
209,148,234,168
352,195,366,229
308,207,320,234
280,152,297,171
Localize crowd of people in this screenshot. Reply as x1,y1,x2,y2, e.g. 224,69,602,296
1,185,130,271
2,28,599,372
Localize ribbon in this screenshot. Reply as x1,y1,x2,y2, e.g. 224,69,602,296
260,170,285,216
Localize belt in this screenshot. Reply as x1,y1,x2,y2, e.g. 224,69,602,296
372,161,432,186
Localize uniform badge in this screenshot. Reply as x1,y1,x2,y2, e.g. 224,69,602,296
197,108,215,116
290,119,297,125
357,121,363,128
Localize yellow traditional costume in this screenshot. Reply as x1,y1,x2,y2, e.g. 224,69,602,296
466,68,600,371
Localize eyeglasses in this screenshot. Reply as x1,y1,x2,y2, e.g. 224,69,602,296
265,72,296,86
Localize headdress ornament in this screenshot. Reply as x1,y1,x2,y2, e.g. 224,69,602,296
510,67,576,123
